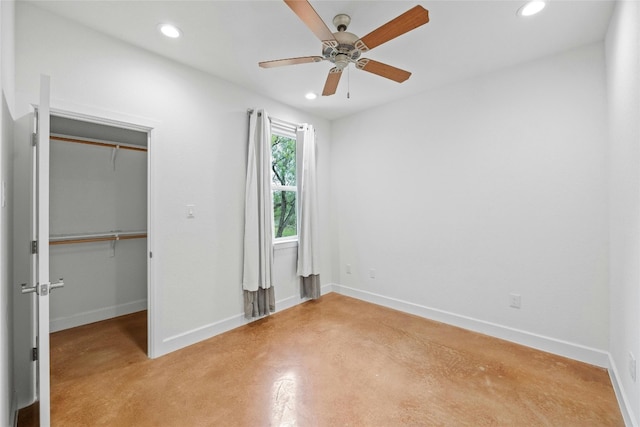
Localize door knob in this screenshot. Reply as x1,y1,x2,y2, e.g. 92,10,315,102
20,279,64,295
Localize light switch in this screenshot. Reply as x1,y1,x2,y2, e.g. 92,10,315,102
186,204,195,219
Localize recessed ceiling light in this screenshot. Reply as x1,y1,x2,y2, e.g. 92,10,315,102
305,92,318,100
159,23,182,38
517,1,546,17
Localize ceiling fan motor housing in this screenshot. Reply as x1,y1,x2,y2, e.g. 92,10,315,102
323,14,362,69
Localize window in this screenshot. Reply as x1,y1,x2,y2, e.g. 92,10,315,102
271,123,297,241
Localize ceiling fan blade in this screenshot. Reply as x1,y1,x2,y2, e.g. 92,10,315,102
322,68,342,96
284,0,337,44
356,5,429,52
259,56,324,68
356,59,411,83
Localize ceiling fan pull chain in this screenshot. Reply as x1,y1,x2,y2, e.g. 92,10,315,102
347,65,351,99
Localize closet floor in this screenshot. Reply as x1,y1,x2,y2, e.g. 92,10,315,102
19,293,623,426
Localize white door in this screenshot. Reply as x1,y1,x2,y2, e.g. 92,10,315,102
23,74,64,427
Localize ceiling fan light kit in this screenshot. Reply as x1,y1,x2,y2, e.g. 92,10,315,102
259,0,430,97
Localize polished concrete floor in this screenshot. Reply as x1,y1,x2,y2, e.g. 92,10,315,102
19,293,624,426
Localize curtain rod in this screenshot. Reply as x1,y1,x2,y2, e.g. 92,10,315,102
270,116,298,130
247,109,301,130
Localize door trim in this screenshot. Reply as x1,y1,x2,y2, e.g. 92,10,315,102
47,103,159,358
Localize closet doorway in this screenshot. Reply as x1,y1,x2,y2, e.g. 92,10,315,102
47,112,152,355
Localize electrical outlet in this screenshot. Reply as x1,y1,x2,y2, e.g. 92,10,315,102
509,293,521,309
346,264,351,274
629,352,637,382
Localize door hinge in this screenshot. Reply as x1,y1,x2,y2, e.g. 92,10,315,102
31,240,38,254
31,133,37,147
32,347,38,361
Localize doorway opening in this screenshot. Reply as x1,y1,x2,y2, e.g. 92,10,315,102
48,114,149,349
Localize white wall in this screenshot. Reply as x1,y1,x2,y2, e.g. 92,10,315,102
606,1,640,425
0,0,15,424
12,2,332,408
331,43,609,361
12,0,635,423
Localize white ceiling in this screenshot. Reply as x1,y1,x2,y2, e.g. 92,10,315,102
24,0,614,120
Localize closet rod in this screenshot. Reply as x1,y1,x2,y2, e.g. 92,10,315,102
50,232,147,246
50,135,148,152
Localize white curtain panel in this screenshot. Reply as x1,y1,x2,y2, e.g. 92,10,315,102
242,109,275,318
296,124,321,299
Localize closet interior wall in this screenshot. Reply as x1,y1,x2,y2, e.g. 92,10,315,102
48,115,148,332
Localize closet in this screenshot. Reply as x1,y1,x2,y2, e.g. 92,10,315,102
47,115,148,332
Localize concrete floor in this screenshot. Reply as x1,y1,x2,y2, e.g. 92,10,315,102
19,292,624,426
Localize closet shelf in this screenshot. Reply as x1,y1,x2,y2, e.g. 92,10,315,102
50,231,147,246
50,134,148,152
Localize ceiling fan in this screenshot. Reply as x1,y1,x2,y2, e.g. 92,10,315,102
259,0,430,96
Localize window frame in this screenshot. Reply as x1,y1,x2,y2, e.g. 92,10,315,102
270,120,299,244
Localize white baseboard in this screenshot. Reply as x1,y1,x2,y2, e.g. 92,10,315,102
159,311,247,356
158,282,608,368
321,283,333,295
157,287,334,356
50,299,147,332
329,283,609,368
608,354,638,427
11,392,17,427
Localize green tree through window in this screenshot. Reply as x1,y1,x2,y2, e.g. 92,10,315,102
271,133,297,239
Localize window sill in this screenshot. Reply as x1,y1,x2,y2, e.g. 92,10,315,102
274,240,298,250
